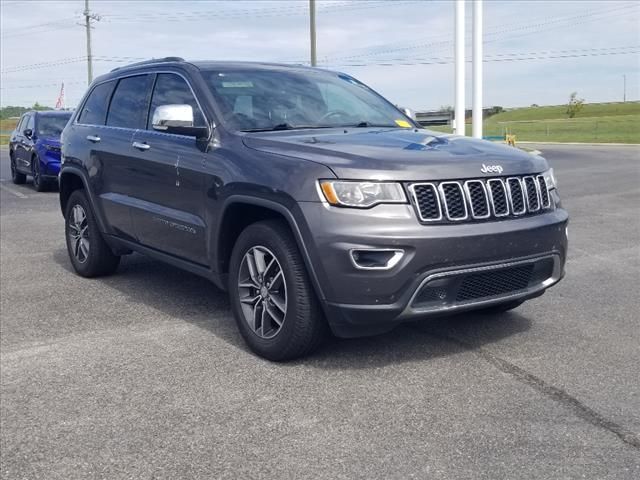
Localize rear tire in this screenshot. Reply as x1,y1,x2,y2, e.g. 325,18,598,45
478,299,524,314
65,190,120,277
228,220,327,361
10,153,26,185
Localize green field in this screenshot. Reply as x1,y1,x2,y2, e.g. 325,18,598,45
1,118,18,144
430,102,640,143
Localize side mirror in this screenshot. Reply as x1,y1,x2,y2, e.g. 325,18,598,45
152,104,208,138
23,128,33,138
400,107,417,121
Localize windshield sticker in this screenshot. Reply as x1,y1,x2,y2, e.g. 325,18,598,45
221,81,253,88
395,119,411,128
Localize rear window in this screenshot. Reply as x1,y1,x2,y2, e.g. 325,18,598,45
106,75,151,129
78,80,115,125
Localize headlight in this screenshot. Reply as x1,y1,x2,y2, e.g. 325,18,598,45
543,168,557,189
319,180,407,208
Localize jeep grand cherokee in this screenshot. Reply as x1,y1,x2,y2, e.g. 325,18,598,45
59,57,568,361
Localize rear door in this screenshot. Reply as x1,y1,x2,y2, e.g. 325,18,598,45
129,72,209,265
15,113,34,171
74,75,153,241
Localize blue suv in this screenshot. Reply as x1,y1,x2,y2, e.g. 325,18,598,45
9,110,72,191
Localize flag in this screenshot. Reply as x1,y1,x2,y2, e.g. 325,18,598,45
55,82,65,110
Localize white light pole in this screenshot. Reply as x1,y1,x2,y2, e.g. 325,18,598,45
454,0,466,136
472,0,483,139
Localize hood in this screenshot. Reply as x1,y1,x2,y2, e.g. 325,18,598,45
242,127,547,181
36,136,62,147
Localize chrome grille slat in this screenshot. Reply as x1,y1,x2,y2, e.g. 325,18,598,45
486,179,509,217
506,177,526,215
409,183,442,222
438,182,468,221
410,173,553,224
463,180,490,219
537,175,551,208
523,176,541,212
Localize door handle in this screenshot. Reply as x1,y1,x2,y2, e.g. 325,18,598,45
132,141,151,151
86,135,101,143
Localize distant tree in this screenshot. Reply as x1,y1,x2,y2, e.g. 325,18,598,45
485,106,504,118
0,103,53,119
530,103,539,107
566,92,585,118
439,105,454,113
31,102,52,111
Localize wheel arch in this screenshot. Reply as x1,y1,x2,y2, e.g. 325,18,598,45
58,167,108,233
216,196,326,301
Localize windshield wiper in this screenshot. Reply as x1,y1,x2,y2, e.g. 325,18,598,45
242,124,334,133
349,122,399,128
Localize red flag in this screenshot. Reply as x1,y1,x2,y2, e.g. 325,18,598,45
55,82,65,110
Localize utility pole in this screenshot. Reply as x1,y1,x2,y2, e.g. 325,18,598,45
623,74,626,103
309,0,317,67
472,0,483,139
454,0,465,135
83,0,100,85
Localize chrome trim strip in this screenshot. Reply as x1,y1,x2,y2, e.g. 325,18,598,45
403,254,561,316
408,183,443,222
506,177,526,215
523,175,541,212
438,181,468,221
349,248,405,271
463,180,491,219
486,178,510,217
537,174,551,209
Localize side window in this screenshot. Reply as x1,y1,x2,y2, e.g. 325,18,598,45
25,114,35,131
16,115,27,133
107,75,152,129
78,81,115,125
148,73,206,129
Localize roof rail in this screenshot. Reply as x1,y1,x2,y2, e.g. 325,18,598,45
110,57,185,72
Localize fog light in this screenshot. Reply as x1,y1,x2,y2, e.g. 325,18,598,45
350,249,404,270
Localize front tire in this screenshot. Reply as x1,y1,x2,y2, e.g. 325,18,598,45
229,220,326,361
65,190,120,277
10,153,26,184
32,155,48,192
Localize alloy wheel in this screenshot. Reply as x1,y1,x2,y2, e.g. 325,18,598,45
68,204,90,263
237,246,287,339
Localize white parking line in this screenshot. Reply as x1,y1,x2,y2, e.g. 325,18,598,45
0,183,28,198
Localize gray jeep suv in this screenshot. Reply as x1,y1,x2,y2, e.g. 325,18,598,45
59,58,568,360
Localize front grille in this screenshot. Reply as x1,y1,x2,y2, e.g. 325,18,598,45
409,174,553,224
456,264,534,301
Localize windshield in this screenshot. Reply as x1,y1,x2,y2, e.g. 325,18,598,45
37,115,71,137
201,68,411,132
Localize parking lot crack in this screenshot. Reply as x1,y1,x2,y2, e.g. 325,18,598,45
416,328,640,450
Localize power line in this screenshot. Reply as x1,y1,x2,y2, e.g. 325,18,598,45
329,48,639,68
1,57,88,74
322,3,638,63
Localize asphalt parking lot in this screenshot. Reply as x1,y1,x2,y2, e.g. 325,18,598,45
1,144,639,479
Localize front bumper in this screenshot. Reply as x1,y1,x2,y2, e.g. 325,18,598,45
296,201,568,337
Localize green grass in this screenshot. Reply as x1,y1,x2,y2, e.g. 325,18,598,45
428,102,640,143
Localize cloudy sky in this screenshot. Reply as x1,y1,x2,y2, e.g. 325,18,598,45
1,0,639,110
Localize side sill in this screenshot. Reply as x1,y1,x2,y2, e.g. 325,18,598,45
106,235,226,291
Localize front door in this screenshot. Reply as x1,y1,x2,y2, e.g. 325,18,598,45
127,72,210,265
